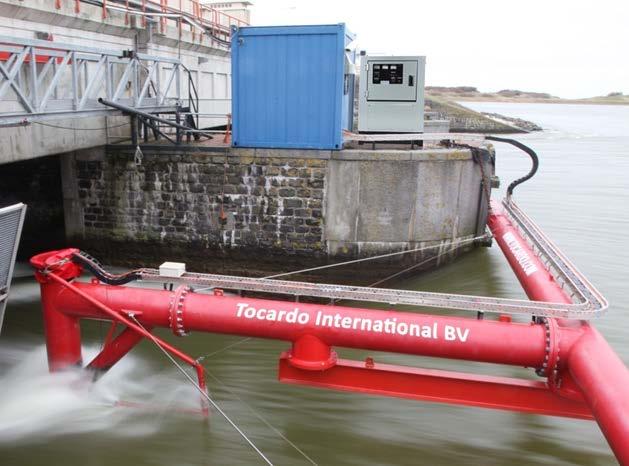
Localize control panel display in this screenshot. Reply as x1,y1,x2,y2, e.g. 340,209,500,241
372,64,404,85
359,55,425,131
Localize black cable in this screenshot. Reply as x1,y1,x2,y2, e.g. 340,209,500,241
72,251,142,285
486,136,539,196
206,32,231,46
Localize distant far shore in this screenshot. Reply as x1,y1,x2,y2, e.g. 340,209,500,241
426,86,629,106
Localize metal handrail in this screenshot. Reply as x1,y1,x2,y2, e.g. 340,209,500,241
137,199,607,320
0,35,185,125
53,0,248,44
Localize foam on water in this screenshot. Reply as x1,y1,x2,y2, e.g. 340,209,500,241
0,343,201,444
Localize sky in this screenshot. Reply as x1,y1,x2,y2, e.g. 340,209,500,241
250,0,629,99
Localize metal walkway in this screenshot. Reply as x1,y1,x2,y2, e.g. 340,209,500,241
138,200,607,320
0,35,192,126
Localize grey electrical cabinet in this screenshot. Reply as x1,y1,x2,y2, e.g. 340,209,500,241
358,55,426,133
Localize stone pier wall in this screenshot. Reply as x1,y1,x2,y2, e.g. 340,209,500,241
64,145,494,280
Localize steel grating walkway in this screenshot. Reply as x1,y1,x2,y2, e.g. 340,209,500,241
139,200,607,320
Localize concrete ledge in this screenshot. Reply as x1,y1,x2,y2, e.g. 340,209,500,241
328,235,478,251
106,144,230,154
251,148,333,160
331,148,473,162
107,145,476,161
1,115,129,164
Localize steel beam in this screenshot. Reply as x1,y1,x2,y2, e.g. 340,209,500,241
78,55,107,110
99,98,194,132
0,105,177,126
0,36,187,124
87,326,149,373
279,357,593,420
0,49,34,112
38,53,72,111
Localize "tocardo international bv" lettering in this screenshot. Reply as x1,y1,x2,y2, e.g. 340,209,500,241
235,303,470,342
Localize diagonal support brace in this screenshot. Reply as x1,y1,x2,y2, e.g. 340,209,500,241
87,326,150,377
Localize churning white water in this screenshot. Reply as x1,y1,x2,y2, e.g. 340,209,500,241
0,343,201,444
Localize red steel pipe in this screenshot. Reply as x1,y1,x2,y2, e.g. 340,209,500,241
41,278,550,369
40,281,83,370
44,273,199,369
488,203,629,463
37,271,210,415
487,200,572,305
568,326,629,465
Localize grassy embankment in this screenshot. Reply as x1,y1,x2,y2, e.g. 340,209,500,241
426,87,629,105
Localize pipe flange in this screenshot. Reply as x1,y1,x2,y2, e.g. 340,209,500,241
535,317,559,378
169,285,191,337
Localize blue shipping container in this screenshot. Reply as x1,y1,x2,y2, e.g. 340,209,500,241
231,24,354,150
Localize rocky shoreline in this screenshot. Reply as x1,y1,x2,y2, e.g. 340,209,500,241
480,112,543,132
425,97,542,134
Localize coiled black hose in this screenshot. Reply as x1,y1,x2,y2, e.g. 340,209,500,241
486,136,539,196
72,251,142,285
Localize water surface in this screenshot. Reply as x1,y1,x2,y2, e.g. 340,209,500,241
1,102,627,465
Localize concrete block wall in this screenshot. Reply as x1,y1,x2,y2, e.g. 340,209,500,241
65,145,494,279
71,148,330,271
325,150,487,258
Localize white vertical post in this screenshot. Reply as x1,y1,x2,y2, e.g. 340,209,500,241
133,59,140,106
71,51,79,109
155,61,161,102
29,46,39,109
175,63,181,102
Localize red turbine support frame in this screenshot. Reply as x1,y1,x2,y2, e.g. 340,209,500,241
488,202,629,464
487,200,573,305
30,203,629,463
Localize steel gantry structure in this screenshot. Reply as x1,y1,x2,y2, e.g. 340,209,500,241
0,35,192,126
